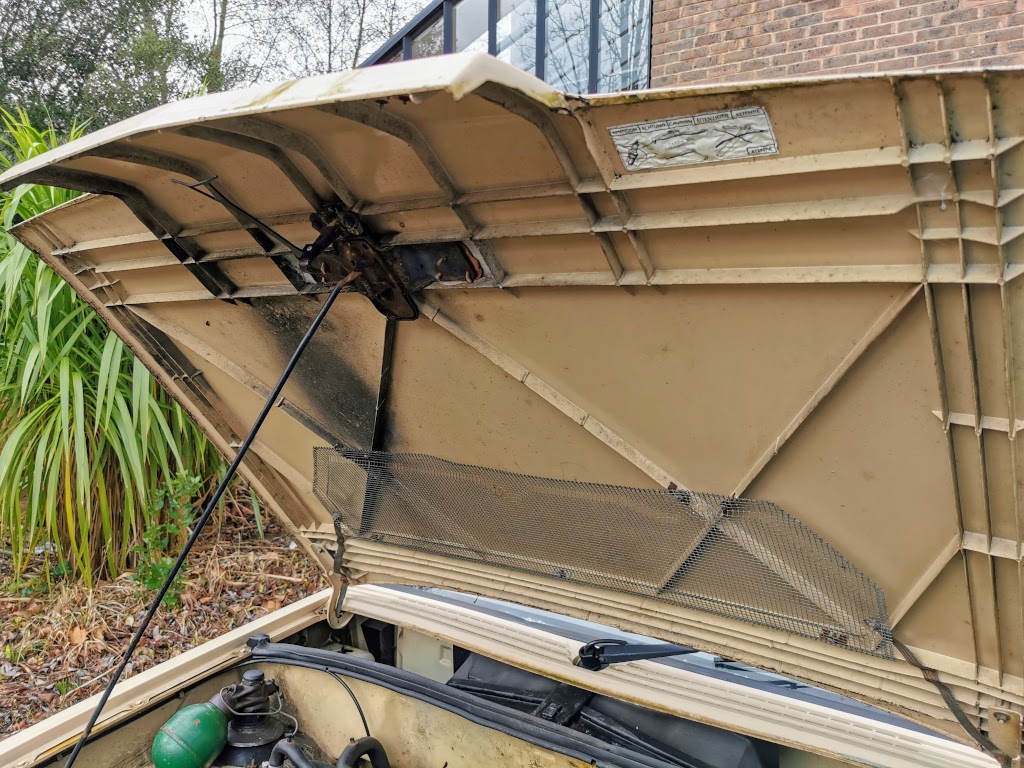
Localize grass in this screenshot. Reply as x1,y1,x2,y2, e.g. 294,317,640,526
0,107,227,586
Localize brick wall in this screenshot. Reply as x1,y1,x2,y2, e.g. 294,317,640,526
651,0,1024,87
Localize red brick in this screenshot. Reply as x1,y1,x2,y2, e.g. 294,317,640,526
775,4,805,19
916,24,955,40
771,51,804,65
843,14,880,30
792,12,825,27
858,0,900,14
722,26,752,40
694,9,724,24
740,56,769,72
860,23,895,39
723,48,757,63
938,7,979,24
708,40,742,55
705,63,743,77
824,5,861,20
843,39,876,54
956,43,1000,59
919,0,960,15
982,1,1018,15
983,28,1022,44
978,54,1022,66
839,62,878,74
790,36,824,51
665,38,696,54
774,27,808,41
787,59,824,74
881,7,918,24
998,39,1024,54
877,55,918,69
858,48,900,63
915,50,958,65
678,46,708,62
898,16,935,32
823,29,858,45
649,0,1024,88
960,17,1003,35
824,53,859,67
762,19,789,33
689,55,722,70
898,41,938,56
741,10,773,24
808,21,841,36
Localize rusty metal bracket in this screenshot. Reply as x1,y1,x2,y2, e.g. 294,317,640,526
175,176,481,320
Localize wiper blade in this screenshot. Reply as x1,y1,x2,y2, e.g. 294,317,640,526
573,639,696,672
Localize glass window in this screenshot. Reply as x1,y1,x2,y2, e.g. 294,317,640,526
544,0,589,93
597,0,651,92
496,0,536,73
455,0,489,53
367,0,652,92
411,16,445,58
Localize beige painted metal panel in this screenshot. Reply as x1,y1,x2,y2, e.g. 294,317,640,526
5,56,1024,749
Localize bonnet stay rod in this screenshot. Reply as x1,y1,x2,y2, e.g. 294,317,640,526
63,281,345,768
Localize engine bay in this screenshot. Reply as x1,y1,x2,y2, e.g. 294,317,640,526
135,612,829,768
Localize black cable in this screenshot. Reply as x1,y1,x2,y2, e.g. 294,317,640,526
893,637,1010,767
330,671,370,738
63,283,345,768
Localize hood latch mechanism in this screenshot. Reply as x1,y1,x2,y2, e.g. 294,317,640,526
175,176,482,320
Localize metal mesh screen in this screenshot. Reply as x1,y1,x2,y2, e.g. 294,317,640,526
314,449,892,657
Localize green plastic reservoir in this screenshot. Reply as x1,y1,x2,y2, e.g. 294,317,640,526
152,702,228,768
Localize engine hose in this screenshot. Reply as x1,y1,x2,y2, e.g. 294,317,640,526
336,737,392,768
268,739,319,768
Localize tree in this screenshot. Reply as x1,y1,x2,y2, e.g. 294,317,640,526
247,0,414,78
0,0,191,131
0,0,418,137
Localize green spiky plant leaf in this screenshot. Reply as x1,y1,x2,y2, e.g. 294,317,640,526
0,107,226,587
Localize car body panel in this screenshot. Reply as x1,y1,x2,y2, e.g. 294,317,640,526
3,54,1023,753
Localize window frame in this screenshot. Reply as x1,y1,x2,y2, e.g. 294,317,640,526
360,0,652,94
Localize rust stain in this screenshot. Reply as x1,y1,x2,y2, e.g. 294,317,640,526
247,79,300,109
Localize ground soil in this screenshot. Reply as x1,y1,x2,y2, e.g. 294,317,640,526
0,503,325,741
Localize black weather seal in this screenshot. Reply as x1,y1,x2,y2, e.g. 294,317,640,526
246,636,687,768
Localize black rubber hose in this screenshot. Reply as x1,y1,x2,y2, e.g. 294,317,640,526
336,737,392,768
268,739,320,768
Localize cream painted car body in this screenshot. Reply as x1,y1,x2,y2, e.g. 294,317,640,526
1,53,1022,767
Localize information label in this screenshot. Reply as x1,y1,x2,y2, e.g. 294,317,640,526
608,106,778,171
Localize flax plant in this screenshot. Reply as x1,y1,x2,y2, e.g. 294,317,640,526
0,108,224,586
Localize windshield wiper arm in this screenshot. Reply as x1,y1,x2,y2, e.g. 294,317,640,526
573,639,696,672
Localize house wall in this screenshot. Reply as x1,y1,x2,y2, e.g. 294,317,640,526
650,0,1024,87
